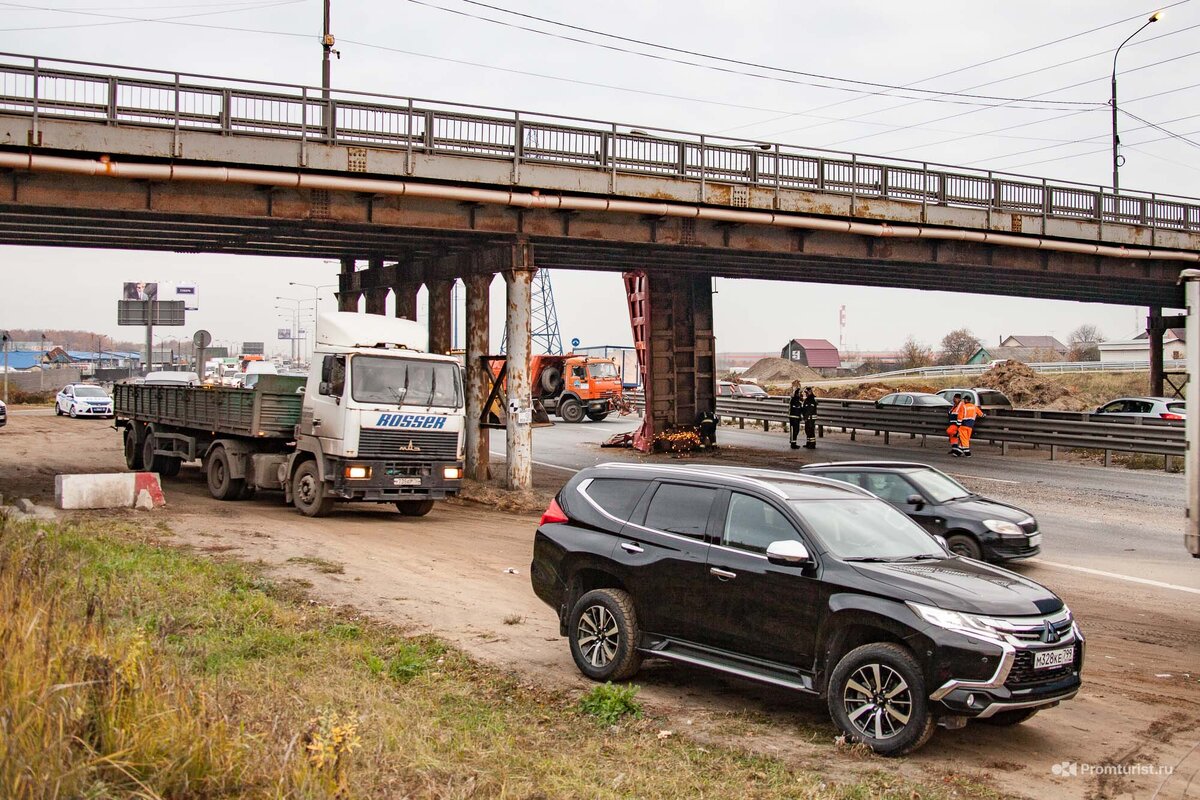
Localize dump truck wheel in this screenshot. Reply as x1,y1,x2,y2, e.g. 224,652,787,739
586,411,609,422
560,397,585,423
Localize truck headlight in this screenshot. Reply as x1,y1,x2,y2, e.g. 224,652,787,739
443,466,462,480
344,465,371,479
983,519,1025,537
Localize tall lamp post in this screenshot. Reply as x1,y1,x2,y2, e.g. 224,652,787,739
289,282,336,362
1112,11,1161,193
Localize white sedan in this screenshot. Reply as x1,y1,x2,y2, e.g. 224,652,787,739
56,384,113,418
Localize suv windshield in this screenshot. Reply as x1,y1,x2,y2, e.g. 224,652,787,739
790,499,944,560
588,362,618,379
905,468,971,503
74,387,109,398
351,356,463,408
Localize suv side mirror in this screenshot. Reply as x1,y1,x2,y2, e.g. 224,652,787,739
766,540,812,566
906,494,926,511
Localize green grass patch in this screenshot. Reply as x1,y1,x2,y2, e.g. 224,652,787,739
0,516,1003,799
286,555,346,574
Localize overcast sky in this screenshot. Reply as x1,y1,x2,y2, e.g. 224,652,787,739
1,0,1195,355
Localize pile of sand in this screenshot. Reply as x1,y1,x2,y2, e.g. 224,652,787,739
740,357,823,386
977,361,1071,407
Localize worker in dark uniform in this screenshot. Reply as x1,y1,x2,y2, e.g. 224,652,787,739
788,386,804,450
802,387,818,449
696,399,718,448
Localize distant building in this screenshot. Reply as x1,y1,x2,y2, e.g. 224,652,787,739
967,335,1069,365
1099,329,1186,364
841,350,903,370
780,339,841,373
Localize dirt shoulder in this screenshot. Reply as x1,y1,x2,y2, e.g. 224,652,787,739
5,411,1199,799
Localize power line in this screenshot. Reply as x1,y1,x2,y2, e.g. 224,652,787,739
0,0,311,35
401,0,1100,108
1002,124,1200,171
960,111,1200,166
1119,107,1200,150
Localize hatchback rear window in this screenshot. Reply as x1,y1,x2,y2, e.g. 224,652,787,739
645,483,717,539
582,478,651,522
977,391,1010,406
1168,402,1186,414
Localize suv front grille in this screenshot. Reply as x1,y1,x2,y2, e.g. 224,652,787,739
1006,648,1080,689
1006,617,1072,643
358,429,457,461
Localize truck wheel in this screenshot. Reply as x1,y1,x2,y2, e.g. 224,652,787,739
292,460,334,517
395,499,435,517
585,411,609,422
123,428,145,471
142,434,175,476
567,588,643,682
827,642,936,757
559,397,585,424
160,458,182,478
206,445,246,501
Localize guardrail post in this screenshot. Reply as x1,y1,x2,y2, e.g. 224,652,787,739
172,72,181,157
1103,448,1112,467
1050,444,1058,460
773,143,781,207
106,76,118,125
986,170,994,229
676,137,686,179
406,98,414,175
220,88,231,135
1041,177,1049,235
298,87,308,167
698,135,705,201
816,156,825,191
739,417,745,429
325,97,337,144
513,112,523,183
1150,192,1157,247
850,154,858,215
609,123,617,193
921,162,928,223
424,110,435,151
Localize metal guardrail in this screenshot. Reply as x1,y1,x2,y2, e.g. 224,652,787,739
625,392,1184,460
1,52,1198,233
844,359,1187,382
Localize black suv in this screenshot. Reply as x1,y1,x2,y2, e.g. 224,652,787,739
799,461,1041,562
531,463,1082,755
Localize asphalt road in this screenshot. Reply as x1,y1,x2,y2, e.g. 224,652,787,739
498,415,1200,591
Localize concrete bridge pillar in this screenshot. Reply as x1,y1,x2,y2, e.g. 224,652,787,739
503,242,535,491
426,278,453,354
393,280,419,321
464,270,494,482
641,272,716,446
335,257,361,312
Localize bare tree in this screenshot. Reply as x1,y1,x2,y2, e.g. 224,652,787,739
1067,324,1104,361
937,328,983,365
898,336,935,370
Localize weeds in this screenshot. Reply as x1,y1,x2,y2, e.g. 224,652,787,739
502,613,524,625
286,555,346,574
579,682,643,725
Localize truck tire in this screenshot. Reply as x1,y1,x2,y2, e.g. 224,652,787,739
559,397,585,424
567,588,642,682
395,499,435,517
142,434,180,477
585,411,609,422
123,428,145,471
827,642,936,756
206,445,246,501
292,460,335,517
540,366,563,394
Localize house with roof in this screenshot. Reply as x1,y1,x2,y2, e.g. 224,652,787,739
967,335,1069,365
780,338,841,374
1099,329,1186,364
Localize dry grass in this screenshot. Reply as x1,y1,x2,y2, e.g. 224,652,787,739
0,516,1004,800
286,555,346,574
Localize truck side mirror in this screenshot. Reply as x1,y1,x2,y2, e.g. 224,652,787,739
318,381,331,396
321,355,334,383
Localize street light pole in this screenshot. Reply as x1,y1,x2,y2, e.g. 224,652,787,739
1111,11,1161,194
321,0,334,100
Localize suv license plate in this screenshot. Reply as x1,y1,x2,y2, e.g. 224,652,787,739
1027,533,1042,547
392,477,421,486
1033,646,1074,670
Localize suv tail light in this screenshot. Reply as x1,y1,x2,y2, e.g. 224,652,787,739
1160,412,1184,420
539,498,569,526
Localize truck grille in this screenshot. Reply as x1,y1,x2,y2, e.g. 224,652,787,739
358,429,457,461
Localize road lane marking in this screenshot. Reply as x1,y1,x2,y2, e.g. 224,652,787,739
952,474,1021,484
1035,560,1200,595
488,451,579,474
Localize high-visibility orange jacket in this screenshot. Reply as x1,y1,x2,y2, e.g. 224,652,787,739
957,401,984,426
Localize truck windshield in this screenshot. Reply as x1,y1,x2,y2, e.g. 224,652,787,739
351,356,462,408
588,362,618,379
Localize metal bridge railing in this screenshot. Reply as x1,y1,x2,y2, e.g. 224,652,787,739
1,52,1198,234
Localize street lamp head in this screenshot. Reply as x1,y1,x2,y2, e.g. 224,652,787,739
1149,11,1162,22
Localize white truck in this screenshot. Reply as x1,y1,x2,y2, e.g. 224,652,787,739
114,312,466,517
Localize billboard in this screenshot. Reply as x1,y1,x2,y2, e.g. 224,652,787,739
278,328,292,340
117,300,186,326
121,282,199,310
242,341,265,355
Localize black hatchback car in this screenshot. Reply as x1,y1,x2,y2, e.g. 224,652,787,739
799,462,1041,562
531,463,1082,755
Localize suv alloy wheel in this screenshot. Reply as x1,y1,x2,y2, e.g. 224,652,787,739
828,643,935,756
568,588,642,682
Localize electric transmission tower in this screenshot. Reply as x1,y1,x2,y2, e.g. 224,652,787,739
502,269,563,355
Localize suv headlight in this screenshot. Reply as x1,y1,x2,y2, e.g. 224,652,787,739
983,519,1025,537
907,602,1007,641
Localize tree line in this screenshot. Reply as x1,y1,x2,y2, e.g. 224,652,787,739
896,325,1105,370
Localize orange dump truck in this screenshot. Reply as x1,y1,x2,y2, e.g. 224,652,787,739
531,354,624,423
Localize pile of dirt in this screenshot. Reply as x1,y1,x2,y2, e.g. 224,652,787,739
740,357,823,386
815,381,940,401
977,361,1071,407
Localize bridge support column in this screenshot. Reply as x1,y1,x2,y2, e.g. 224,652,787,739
427,278,453,354
640,272,715,448
1149,305,1165,397
503,243,535,491
393,281,419,321
464,270,493,482
336,258,361,312
364,288,388,316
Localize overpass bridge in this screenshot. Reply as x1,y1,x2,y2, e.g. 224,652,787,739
1,52,1198,500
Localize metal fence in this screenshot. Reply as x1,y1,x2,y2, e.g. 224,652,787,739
836,358,1187,383
2,52,1199,233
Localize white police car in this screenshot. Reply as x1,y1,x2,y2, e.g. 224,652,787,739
55,384,113,418
0,397,6,428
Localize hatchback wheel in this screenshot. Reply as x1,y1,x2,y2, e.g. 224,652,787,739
55,403,63,416
68,405,78,418
828,642,935,756
945,533,982,560
567,588,642,682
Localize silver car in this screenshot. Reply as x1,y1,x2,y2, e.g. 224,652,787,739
1095,396,1185,420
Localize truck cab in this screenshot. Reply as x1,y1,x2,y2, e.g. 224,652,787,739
290,313,465,516
533,353,624,423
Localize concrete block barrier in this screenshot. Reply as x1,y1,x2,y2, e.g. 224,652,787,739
54,472,165,510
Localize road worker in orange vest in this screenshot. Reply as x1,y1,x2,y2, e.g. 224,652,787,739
947,393,963,454
953,396,984,458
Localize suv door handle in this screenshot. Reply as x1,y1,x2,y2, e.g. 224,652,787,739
709,567,737,580
620,542,644,554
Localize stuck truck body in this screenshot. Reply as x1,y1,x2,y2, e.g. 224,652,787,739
114,312,465,517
